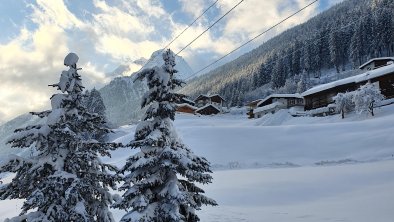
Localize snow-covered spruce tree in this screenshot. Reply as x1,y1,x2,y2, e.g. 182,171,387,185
352,82,384,116
296,70,309,93
333,91,354,119
83,88,106,117
114,49,217,222
83,88,109,141
0,53,119,222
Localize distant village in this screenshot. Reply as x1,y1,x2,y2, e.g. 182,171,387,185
177,57,394,118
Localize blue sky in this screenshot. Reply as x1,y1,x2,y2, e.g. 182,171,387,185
0,0,342,123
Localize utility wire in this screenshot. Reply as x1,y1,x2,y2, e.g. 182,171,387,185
135,0,220,74
186,14,359,83
185,0,319,81
176,0,245,55
164,0,220,50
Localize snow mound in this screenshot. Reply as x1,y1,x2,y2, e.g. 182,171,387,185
64,52,79,67
253,109,293,126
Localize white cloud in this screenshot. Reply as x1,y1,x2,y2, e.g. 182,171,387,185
0,0,109,123
30,0,83,29
218,0,317,43
95,34,161,62
179,0,213,19
91,0,154,38
174,0,319,64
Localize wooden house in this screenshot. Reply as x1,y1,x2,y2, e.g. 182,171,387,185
303,63,394,111
195,104,221,115
359,57,394,71
252,94,304,118
176,104,197,114
176,97,197,114
193,94,225,115
194,94,225,108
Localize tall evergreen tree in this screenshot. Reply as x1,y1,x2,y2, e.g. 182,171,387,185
271,57,286,89
350,21,364,68
329,27,342,73
362,12,375,59
114,49,217,222
297,70,309,93
0,53,119,222
84,88,106,117
291,40,302,76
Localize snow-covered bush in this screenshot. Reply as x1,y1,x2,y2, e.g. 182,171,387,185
114,49,217,221
0,53,119,222
333,91,354,119
352,82,384,116
277,79,297,94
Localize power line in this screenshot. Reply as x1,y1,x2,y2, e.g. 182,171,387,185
176,0,245,55
185,0,319,81
186,14,359,84
135,0,220,74
164,0,220,50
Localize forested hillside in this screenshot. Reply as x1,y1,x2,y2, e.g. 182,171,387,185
179,0,394,106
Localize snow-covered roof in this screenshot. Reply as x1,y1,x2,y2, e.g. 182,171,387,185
181,97,195,105
257,93,302,107
194,94,225,102
302,64,394,97
195,104,221,112
208,94,226,101
359,57,394,69
254,102,283,114
247,99,263,106
176,103,197,110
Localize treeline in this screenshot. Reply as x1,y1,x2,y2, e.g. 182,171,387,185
180,0,394,107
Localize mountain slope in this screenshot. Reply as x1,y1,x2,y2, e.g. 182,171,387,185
0,114,43,160
180,0,394,106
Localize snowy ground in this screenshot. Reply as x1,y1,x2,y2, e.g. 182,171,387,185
1,105,394,221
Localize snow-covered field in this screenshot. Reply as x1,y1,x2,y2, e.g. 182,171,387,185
1,105,394,221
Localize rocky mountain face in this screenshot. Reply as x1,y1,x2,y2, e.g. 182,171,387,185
99,50,194,126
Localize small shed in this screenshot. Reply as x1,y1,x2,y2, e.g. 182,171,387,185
195,104,221,115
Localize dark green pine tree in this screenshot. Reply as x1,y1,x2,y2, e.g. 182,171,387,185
114,49,217,222
271,57,286,89
350,20,364,68
329,27,342,73
84,88,107,117
0,53,120,222
83,88,109,142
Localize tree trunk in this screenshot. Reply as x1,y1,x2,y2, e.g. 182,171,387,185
370,102,374,116
341,109,345,119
